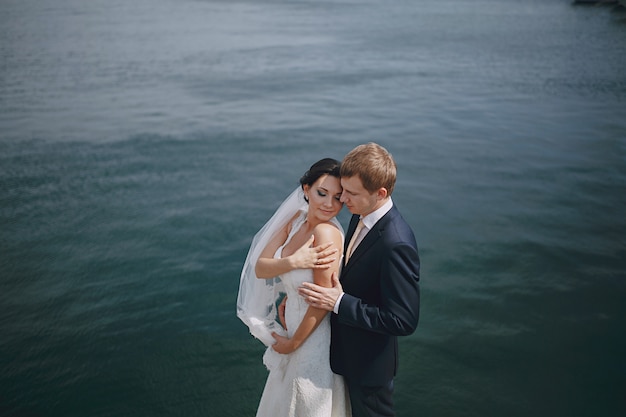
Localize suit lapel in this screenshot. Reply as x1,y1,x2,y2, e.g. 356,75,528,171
343,215,360,269
342,207,396,272
344,215,360,253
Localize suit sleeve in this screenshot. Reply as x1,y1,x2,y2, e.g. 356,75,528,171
338,241,420,336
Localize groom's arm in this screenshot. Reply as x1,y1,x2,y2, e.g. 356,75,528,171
299,242,420,336
339,242,420,336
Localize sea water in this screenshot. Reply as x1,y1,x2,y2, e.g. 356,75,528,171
1,0,625,416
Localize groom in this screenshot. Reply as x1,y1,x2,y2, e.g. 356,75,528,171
299,143,420,417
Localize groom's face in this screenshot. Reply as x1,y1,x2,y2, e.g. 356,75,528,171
340,176,380,217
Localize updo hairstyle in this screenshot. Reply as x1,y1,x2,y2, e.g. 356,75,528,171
299,158,341,203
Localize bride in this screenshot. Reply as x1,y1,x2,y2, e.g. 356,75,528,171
237,158,351,417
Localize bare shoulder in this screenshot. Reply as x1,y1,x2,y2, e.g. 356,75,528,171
313,222,343,245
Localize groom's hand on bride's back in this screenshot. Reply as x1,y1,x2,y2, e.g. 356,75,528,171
298,272,343,312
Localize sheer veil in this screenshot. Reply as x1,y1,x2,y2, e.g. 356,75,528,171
236,187,308,347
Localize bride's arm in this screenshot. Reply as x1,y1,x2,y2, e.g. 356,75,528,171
271,224,343,353
255,221,338,279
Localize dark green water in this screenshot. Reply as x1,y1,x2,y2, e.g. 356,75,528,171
1,0,625,416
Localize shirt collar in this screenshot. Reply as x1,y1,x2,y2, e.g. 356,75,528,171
361,198,393,230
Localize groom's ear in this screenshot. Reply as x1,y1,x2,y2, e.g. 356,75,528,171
376,187,388,200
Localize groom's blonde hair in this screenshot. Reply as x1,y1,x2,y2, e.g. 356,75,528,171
340,143,396,196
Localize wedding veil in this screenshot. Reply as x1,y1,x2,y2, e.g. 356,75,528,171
236,187,308,347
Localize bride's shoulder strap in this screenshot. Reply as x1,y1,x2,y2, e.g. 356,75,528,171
285,210,304,235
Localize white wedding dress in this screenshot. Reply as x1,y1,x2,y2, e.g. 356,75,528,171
255,213,351,417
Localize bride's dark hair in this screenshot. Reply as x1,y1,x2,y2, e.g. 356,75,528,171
299,158,341,202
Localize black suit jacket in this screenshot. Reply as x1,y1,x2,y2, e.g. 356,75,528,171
331,205,420,385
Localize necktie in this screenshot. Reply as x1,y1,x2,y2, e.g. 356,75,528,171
346,219,365,262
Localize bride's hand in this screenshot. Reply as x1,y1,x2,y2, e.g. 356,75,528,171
271,332,296,354
289,235,337,270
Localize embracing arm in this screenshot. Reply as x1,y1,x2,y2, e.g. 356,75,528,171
255,217,338,279
271,224,343,354
299,241,420,336
339,243,420,336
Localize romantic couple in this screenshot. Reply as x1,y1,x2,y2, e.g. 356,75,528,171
237,143,421,417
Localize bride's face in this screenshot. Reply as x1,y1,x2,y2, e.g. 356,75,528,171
304,174,343,221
